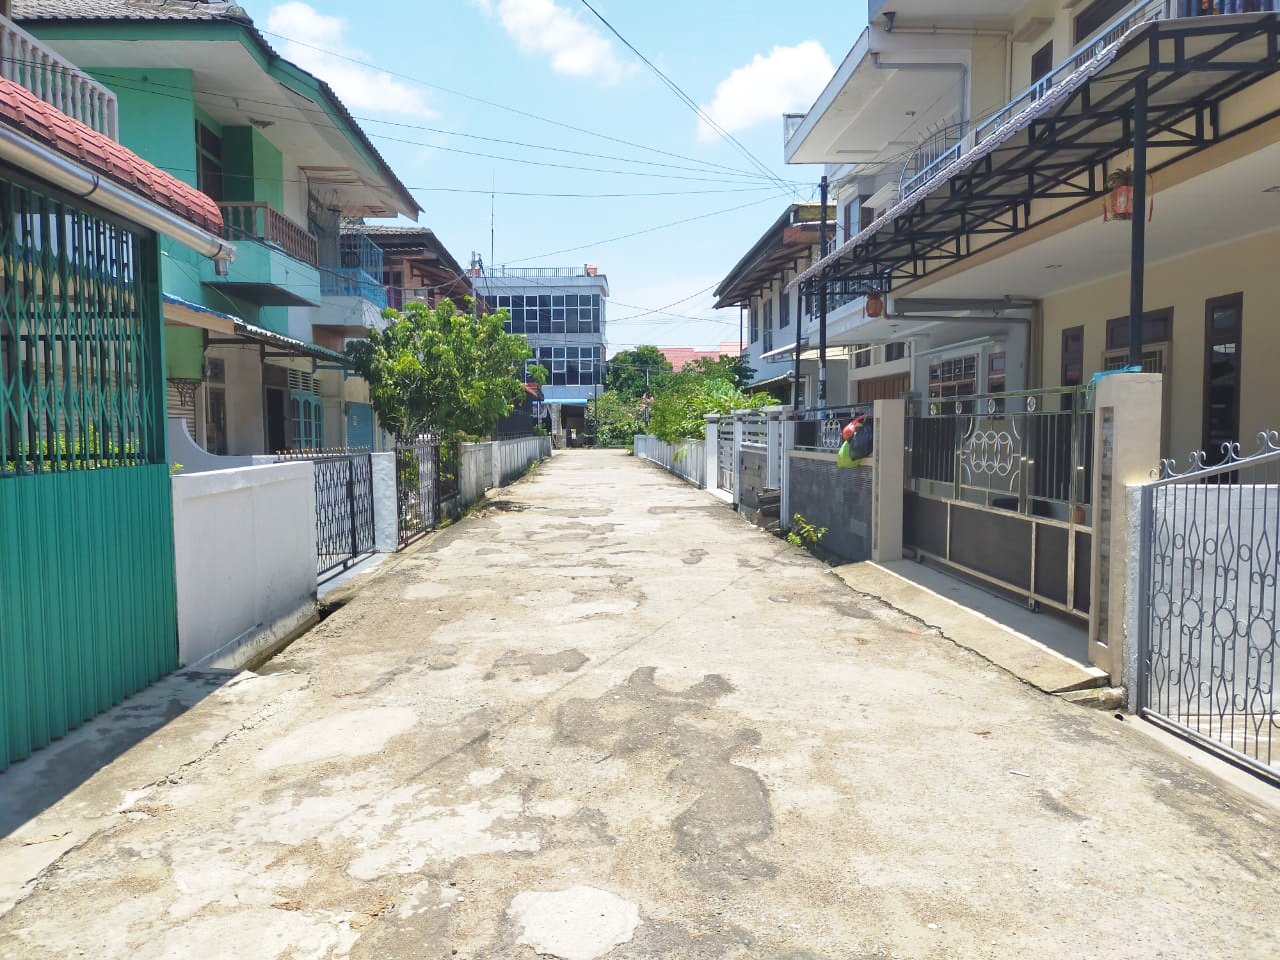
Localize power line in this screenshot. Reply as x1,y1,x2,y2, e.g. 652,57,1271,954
573,0,798,199
253,27,789,181
508,190,792,263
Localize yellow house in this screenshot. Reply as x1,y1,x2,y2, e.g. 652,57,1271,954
788,0,1280,463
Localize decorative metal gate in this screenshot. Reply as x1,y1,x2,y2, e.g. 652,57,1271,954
1138,431,1279,783
717,421,734,493
396,435,439,548
0,175,176,771
276,451,376,579
904,387,1094,620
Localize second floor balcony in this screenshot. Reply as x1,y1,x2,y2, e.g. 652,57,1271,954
320,233,387,309
205,200,321,307
218,201,318,266
0,14,117,139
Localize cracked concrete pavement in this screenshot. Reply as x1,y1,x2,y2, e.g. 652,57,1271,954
0,449,1277,959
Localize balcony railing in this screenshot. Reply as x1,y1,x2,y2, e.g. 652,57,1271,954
320,267,388,308
218,201,319,267
482,265,600,278
900,0,1175,201
1,16,118,139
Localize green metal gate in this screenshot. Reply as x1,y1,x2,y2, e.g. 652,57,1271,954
0,172,177,771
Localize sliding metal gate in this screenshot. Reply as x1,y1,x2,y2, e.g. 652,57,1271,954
1138,431,1279,783
904,387,1094,620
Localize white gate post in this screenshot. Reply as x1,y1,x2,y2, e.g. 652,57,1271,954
871,399,905,562
370,451,399,553
780,415,796,532
732,411,745,507
1088,373,1163,680
765,405,784,490
704,415,719,491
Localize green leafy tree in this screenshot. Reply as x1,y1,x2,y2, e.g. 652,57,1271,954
648,366,769,443
587,390,647,447
347,298,537,441
686,354,755,389
604,345,673,401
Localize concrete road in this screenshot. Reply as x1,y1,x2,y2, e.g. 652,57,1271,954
1,450,1276,960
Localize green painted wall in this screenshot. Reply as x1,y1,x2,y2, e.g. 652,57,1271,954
222,127,284,210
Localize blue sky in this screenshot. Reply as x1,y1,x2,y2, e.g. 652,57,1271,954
237,0,866,354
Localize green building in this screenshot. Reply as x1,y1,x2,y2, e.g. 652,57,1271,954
15,0,420,455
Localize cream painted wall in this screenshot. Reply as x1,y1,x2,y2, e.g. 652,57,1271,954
1041,228,1280,460
209,344,266,456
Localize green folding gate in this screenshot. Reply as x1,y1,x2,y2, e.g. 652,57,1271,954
0,172,177,771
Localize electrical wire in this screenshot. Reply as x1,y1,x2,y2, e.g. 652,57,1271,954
573,0,799,200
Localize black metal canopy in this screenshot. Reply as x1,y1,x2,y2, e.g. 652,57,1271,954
794,13,1280,297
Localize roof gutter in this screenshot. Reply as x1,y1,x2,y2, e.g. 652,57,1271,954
0,122,235,267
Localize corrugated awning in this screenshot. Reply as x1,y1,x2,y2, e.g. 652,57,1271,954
163,294,237,335
790,12,1280,295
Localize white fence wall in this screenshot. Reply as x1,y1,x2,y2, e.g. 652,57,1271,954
634,435,707,488
171,462,318,670
458,436,553,510
495,436,551,486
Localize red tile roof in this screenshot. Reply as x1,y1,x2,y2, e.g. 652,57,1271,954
0,76,223,234
657,345,742,372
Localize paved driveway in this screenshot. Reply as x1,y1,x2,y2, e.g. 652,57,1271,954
1,450,1276,960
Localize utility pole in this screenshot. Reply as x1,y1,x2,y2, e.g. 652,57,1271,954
490,172,496,273
818,175,829,406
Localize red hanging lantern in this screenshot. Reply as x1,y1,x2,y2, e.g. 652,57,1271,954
1104,169,1135,222
865,291,885,318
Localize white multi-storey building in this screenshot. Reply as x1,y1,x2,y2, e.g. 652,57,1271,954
472,265,609,444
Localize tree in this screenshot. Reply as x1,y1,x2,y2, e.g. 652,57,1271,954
648,363,768,443
686,354,755,389
604,345,673,401
347,298,536,442
587,391,646,447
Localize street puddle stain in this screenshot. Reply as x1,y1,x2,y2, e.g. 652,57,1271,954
824,598,875,620
555,667,776,888
487,649,589,678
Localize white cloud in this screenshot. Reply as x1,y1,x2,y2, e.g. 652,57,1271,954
476,0,634,85
698,41,834,141
266,3,435,118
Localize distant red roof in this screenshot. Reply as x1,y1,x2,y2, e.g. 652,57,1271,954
0,76,223,234
657,344,742,372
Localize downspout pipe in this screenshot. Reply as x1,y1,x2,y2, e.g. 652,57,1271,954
0,124,236,266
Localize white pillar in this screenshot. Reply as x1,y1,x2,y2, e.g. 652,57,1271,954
370,451,399,553
1088,373,1163,679
871,398,905,563
780,416,796,532
704,415,719,492
731,412,745,508
765,405,784,490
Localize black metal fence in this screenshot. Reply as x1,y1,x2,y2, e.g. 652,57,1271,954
278,450,376,579
396,436,439,548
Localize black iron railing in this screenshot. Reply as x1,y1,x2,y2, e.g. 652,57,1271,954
437,441,461,504
396,436,439,548
277,450,375,579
